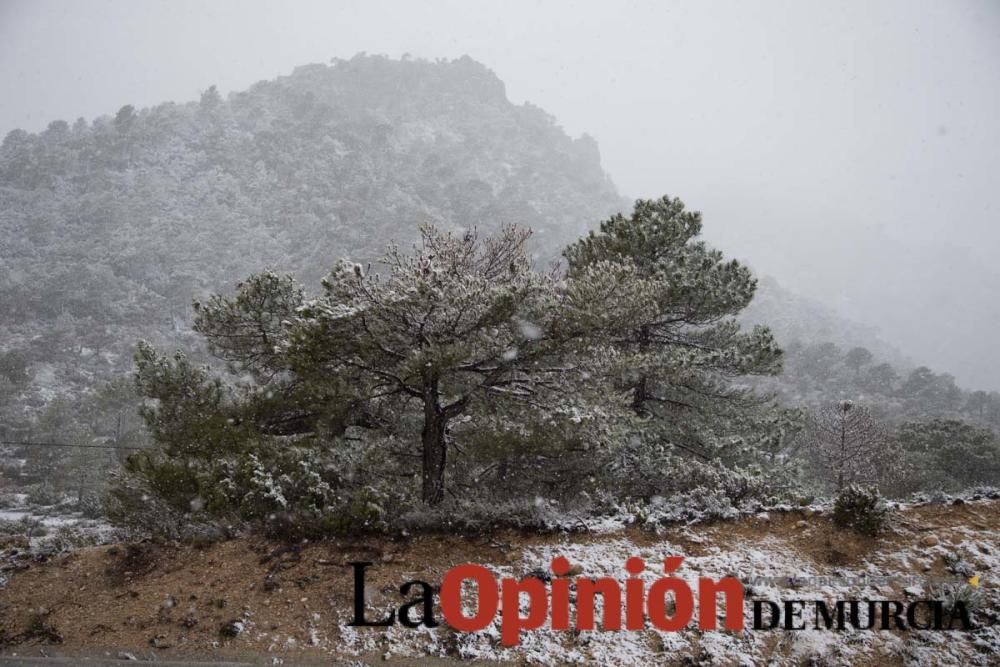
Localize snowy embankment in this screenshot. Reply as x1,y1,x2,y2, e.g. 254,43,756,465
337,504,1000,665
2,496,998,665
0,493,118,554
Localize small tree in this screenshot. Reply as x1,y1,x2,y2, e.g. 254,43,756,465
861,362,899,395
200,85,222,111
844,347,873,376
114,105,136,133
901,367,963,414
965,390,989,419
0,350,30,388
809,400,887,491
833,484,889,536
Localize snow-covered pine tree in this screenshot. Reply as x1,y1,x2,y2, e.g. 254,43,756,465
289,225,582,505
127,204,800,527
807,400,889,491
563,196,794,499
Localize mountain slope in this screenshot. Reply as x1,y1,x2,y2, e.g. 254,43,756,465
0,54,625,425
743,276,909,367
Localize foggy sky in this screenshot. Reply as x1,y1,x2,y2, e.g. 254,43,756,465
2,0,999,389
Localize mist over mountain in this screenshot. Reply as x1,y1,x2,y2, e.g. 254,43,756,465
0,55,625,414
742,276,909,369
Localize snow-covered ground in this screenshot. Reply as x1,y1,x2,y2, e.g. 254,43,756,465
331,503,1000,665
2,495,998,665
0,500,117,548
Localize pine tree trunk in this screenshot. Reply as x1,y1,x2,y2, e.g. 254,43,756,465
632,326,651,415
632,375,648,414
837,415,847,491
421,378,447,506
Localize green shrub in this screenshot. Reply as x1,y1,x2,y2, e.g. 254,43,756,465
833,484,890,536
23,611,62,644
27,483,62,506
929,581,984,616
45,525,99,552
77,494,104,519
104,471,217,541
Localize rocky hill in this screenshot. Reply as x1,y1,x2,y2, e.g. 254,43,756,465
0,54,625,433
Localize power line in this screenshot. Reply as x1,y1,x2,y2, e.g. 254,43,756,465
0,440,145,451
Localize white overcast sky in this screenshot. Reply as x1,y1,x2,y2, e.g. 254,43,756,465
1,0,999,389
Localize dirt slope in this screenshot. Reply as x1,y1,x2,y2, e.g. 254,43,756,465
2,500,999,665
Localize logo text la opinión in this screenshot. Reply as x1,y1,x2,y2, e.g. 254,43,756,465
349,556,973,646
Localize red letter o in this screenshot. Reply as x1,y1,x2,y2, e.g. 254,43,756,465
440,564,499,632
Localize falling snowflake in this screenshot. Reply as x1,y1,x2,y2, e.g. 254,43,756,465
514,318,543,340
